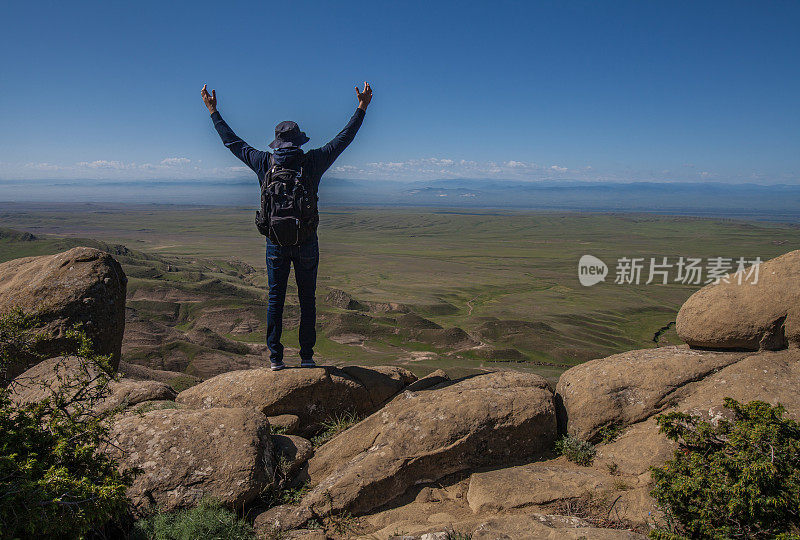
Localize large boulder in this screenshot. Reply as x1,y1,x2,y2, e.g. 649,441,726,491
556,346,749,441
299,371,557,517
466,460,616,514
107,407,273,514
9,356,176,413
591,348,800,477
465,458,656,528
676,250,800,350
0,247,126,380
175,365,417,434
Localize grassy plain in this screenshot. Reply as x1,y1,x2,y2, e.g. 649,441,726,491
2,203,799,382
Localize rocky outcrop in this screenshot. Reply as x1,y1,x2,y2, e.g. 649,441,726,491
0,247,126,379
273,434,314,477
676,249,800,350
555,346,749,441
9,356,175,412
298,371,557,518
466,460,616,514
559,348,800,475
465,457,655,527
601,349,799,465
268,413,301,434
108,407,273,514
325,288,366,311
175,365,417,434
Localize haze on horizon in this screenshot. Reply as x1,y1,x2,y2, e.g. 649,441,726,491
1,1,798,188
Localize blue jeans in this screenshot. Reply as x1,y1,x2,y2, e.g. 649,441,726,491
266,234,319,362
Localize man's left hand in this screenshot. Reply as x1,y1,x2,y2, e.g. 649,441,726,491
356,82,372,111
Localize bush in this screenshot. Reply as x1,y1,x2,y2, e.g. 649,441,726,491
650,398,800,540
554,435,596,466
130,498,254,540
0,308,134,539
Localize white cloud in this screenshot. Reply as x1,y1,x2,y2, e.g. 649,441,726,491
76,160,132,170
505,160,528,168
24,162,64,171
549,165,568,172
160,157,191,166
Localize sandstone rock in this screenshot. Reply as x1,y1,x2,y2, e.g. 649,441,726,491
676,249,800,350
677,348,800,418
0,247,127,380
302,371,557,517
269,413,302,434
403,369,449,393
273,434,314,477
108,407,272,514
282,530,326,540
253,504,314,536
129,400,184,413
466,460,616,514
371,514,646,539
556,346,748,441
104,378,177,410
466,457,657,529
176,366,415,434
594,419,674,476
341,365,417,405
595,348,800,477
9,356,175,412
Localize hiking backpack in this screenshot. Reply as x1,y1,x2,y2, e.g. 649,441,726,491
255,155,318,245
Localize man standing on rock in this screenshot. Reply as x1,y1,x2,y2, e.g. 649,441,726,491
201,82,372,371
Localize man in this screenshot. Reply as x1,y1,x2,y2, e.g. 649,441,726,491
201,82,372,370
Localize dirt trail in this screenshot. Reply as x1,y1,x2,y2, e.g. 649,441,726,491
466,295,480,316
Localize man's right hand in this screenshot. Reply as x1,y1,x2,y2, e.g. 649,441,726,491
201,84,217,114
356,82,372,111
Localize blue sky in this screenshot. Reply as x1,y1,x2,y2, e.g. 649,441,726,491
1,0,798,184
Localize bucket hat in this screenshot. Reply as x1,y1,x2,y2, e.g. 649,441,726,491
268,121,310,149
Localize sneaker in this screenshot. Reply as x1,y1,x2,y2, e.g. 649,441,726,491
300,359,317,368
270,360,286,371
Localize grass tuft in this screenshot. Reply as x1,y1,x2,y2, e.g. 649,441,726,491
311,410,362,447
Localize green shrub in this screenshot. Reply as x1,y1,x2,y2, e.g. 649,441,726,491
650,398,800,540
0,307,44,385
596,424,622,444
0,308,134,539
555,435,596,466
130,498,254,540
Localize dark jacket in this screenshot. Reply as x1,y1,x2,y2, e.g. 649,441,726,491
210,108,365,193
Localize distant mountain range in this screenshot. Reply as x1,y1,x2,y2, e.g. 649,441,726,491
319,178,800,221
3,177,800,221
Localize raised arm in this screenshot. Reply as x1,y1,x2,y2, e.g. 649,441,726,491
314,82,372,173
201,84,267,174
